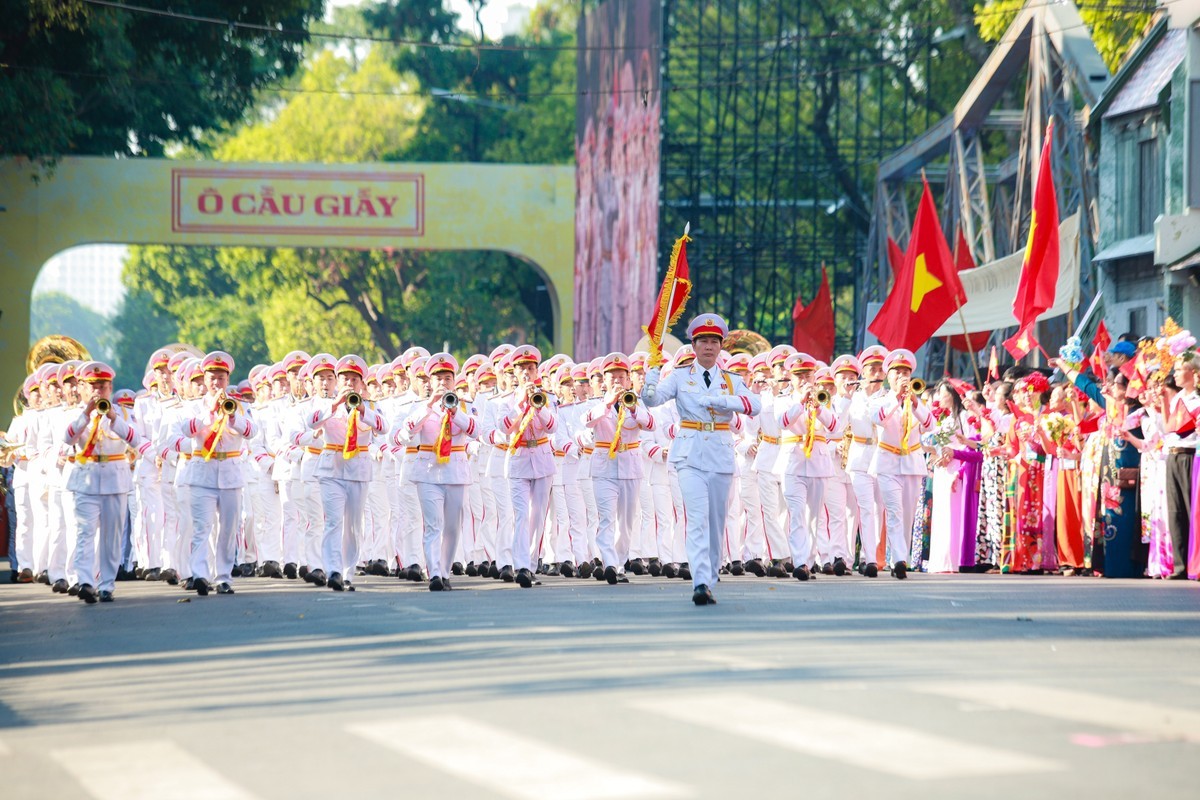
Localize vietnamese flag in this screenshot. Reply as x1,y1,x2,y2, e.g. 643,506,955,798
1012,118,1060,332
792,264,836,362
886,236,905,277
868,176,966,351
1003,322,1039,361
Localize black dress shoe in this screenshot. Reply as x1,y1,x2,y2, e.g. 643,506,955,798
719,564,730,575
216,582,235,595
309,569,327,587
662,562,678,579
441,578,452,591
808,564,820,580
745,558,766,577
328,572,345,591
516,568,534,588
51,579,69,594
429,576,445,592
500,565,515,583
68,583,81,596
578,560,593,579
118,566,134,581
864,562,879,578
145,568,162,581
451,562,465,576
36,571,50,585
298,564,310,580
162,569,179,585
560,560,576,578
593,565,607,581
99,590,114,603
284,562,298,579
647,557,662,577
730,560,745,576
793,565,811,581
194,578,211,596
604,565,619,585
678,564,692,581
406,565,423,582
833,557,848,576
261,561,283,579
184,577,195,591
629,558,646,576
692,584,716,606
546,563,561,577
231,565,243,578
465,562,479,577
891,561,908,580
17,568,34,583
78,584,98,604
489,562,502,579
822,562,835,576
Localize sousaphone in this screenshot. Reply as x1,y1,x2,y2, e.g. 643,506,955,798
15,335,92,415
722,329,771,356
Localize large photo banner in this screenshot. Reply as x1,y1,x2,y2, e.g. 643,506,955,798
574,0,662,359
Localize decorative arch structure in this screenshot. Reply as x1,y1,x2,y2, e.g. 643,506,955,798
0,157,575,402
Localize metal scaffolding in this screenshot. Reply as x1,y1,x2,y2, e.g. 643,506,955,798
657,0,931,350
860,1,1110,370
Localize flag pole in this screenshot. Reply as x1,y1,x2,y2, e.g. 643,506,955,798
654,221,689,358
954,300,984,387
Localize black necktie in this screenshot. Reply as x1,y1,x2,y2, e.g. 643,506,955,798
703,370,712,388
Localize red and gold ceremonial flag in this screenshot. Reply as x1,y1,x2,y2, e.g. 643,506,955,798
868,177,965,351
644,225,693,368
1012,119,1060,333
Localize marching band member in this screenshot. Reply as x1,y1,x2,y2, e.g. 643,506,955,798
399,353,479,591
585,352,655,584
868,349,933,579
571,361,599,576
63,361,150,603
846,346,887,576
548,364,586,575
499,345,558,589
643,314,760,605
823,355,862,575
306,355,385,591
481,345,517,579
8,375,42,583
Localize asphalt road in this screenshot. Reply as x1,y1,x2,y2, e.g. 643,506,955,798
1,569,1198,799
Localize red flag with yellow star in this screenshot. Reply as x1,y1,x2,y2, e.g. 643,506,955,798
1012,119,1060,332
1003,321,1039,361
868,177,965,351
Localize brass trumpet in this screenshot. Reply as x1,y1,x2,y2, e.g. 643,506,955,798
620,390,638,408
529,389,548,408
909,378,926,396
814,389,831,406
441,392,459,409
220,394,238,415
346,392,362,409
95,398,112,414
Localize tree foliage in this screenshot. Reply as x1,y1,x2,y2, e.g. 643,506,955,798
0,0,324,169
974,0,1155,73
30,291,114,363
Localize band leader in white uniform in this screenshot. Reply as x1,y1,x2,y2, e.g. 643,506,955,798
642,314,761,605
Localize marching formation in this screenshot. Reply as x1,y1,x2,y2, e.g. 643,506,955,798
6,312,1197,609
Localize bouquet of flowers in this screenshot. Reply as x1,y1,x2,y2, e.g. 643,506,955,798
1040,412,1075,444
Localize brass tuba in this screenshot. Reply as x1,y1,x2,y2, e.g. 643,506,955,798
722,329,771,357
27,334,91,374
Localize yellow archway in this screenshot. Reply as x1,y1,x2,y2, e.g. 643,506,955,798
0,157,574,414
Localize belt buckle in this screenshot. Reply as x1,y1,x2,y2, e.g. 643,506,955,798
524,439,538,449
701,421,714,432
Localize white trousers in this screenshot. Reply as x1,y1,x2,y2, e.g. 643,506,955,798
668,470,687,563
592,476,639,569
416,482,465,579
509,475,551,572
159,478,180,572
134,475,162,569
250,476,282,563
722,476,744,565
47,485,69,582
738,470,764,561
189,485,240,584
490,471,515,567
365,475,391,562
397,478,423,569
12,480,34,572
318,477,367,577
676,466,733,590
174,481,195,579
73,492,128,593
579,475,599,559
278,477,307,566
783,473,825,567
876,473,922,567
477,470,498,562
31,475,51,574
465,478,485,562
546,484,569,563
639,481,673,562
850,471,882,565
821,477,857,563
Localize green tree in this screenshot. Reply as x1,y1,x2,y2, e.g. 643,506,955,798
30,291,114,362
974,0,1155,72
0,0,324,168
108,288,179,392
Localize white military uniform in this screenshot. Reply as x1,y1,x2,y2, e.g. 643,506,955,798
869,390,933,568
584,394,654,573
643,360,760,593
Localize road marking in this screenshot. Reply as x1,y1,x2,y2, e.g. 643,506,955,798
692,653,775,671
912,682,1200,743
347,716,687,799
0,737,10,756
50,740,256,800
630,693,1060,779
